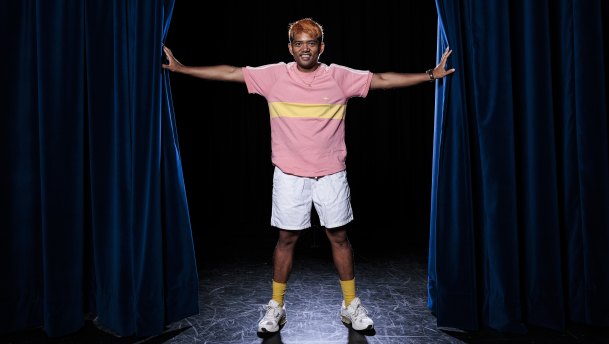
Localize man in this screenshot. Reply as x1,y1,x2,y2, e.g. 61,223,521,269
162,17,454,334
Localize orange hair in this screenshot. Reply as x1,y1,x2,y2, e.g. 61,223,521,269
288,18,324,42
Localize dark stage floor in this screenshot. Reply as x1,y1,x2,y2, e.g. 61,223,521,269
2,228,609,344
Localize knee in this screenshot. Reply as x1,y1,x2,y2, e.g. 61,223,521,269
329,236,350,248
277,237,297,249
326,229,350,248
276,230,300,249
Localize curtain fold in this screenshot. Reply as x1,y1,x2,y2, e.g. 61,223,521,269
0,0,199,337
428,0,609,332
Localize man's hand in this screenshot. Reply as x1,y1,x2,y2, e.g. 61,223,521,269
162,46,184,73
432,47,456,79
160,47,244,82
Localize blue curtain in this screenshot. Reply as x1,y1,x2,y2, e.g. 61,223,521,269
0,0,199,337
428,0,609,332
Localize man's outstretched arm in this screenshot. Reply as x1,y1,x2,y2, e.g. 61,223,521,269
370,47,455,90
162,46,245,83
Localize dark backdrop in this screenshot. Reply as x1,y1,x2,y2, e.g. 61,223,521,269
163,2,439,263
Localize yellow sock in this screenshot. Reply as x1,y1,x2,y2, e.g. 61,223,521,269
339,278,356,306
272,280,287,306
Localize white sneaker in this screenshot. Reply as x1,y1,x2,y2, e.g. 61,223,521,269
340,297,374,331
257,299,287,333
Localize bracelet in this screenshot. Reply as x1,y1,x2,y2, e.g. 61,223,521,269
426,69,435,81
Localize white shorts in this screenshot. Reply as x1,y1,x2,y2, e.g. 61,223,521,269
271,167,354,230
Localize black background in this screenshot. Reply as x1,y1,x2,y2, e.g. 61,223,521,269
164,1,439,264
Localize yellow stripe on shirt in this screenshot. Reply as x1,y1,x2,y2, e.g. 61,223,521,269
269,102,346,119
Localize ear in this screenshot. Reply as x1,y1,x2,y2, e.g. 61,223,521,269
319,42,325,55
288,43,293,55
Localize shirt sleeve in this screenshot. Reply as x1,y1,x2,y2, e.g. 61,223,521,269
329,64,373,98
242,62,286,98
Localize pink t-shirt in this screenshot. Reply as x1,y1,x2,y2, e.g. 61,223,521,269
243,62,372,177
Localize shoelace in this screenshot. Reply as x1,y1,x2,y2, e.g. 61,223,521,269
352,303,369,319
263,305,280,320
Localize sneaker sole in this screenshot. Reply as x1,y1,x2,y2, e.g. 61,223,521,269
341,316,373,331
341,315,352,325
258,316,287,333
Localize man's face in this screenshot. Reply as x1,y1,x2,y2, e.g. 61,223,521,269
288,32,324,71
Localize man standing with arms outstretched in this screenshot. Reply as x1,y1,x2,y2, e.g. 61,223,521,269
162,17,454,334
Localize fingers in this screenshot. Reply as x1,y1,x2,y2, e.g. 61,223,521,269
438,68,456,77
432,48,456,79
163,46,173,60
162,46,172,70
438,47,454,70
162,46,174,66
441,48,452,63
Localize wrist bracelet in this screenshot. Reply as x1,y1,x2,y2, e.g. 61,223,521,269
426,69,435,81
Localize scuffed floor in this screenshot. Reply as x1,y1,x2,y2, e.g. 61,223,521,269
3,231,607,343
169,247,454,344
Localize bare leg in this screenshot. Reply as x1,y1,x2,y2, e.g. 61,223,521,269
325,226,354,281
273,229,301,283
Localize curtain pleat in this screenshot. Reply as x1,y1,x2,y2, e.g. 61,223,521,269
0,0,199,337
429,0,609,332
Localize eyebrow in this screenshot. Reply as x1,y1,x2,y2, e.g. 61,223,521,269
292,40,320,43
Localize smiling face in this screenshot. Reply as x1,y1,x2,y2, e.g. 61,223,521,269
288,32,325,72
